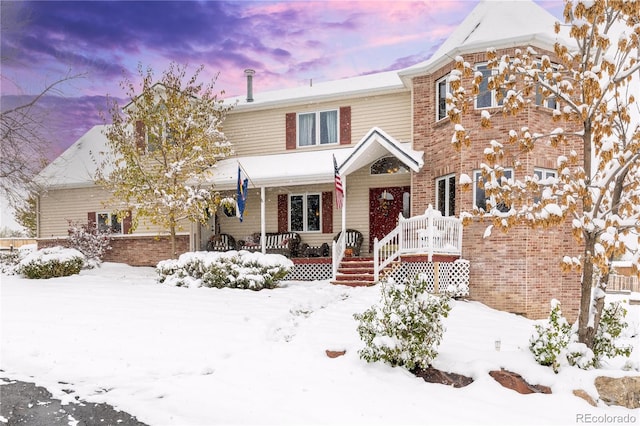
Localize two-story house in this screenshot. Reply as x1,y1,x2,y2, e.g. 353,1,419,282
34,0,581,320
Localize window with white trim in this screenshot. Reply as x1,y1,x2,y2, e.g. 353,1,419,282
473,169,513,213
533,167,557,203
475,64,504,109
298,110,338,147
96,212,122,234
436,75,450,121
534,62,560,110
436,174,456,216
290,193,321,232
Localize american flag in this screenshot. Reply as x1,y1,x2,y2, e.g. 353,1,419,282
333,154,344,209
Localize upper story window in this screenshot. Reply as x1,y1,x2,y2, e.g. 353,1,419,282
436,75,450,121
534,76,559,110
371,157,409,175
475,64,504,109
96,212,122,234
473,169,513,213
298,110,338,147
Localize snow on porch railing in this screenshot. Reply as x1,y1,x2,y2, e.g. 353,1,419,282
332,231,346,280
374,205,463,281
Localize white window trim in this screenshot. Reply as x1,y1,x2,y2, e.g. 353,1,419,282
474,63,507,109
436,75,450,121
435,174,456,216
473,168,514,213
534,61,560,110
533,167,557,180
96,212,123,235
289,193,322,233
296,109,339,148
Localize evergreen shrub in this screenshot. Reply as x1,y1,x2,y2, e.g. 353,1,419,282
354,276,451,370
17,247,85,279
157,250,293,290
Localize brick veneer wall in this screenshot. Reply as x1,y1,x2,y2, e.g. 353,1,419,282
411,46,583,321
37,235,190,267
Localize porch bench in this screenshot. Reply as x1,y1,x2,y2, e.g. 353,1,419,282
206,233,236,252
237,232,301,257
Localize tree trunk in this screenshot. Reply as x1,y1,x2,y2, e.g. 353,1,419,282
169,223,177,259
577,234,604,348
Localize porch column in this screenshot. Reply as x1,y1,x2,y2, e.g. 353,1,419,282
261,186,266,255
341,177,346,253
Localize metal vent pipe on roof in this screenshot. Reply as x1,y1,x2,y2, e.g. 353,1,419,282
244,69,255,102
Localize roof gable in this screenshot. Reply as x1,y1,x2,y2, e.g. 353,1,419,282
400,0,568,81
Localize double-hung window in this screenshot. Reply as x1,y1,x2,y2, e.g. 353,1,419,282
436,76,450,121
436,174,456,216
96,212,122,234
475,64,504,109
298,110,338,147
533,167,557,203
473,169,513,213
289,194,321,232
534,62,559,110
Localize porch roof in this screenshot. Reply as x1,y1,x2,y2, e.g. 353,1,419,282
206,127,424,190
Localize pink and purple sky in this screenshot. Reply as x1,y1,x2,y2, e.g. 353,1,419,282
1,0,564,161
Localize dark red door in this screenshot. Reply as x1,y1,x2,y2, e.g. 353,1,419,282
369,186,410,251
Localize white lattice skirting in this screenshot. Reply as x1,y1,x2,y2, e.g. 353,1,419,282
285,262,332,281
387,259,470,297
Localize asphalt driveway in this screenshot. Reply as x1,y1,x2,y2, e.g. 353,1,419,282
0,377,147,426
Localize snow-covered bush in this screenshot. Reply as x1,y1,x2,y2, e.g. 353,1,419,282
354,276,452,371
67,220,112,268
16,246,85,279
591,301,633,366
157,250,293,290
530,299,633,372
529,299,571,373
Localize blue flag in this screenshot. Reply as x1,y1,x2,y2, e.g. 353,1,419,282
236,166,248,222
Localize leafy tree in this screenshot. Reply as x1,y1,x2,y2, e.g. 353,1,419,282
96,63,233,257
449,0,639,349
13,193,37,237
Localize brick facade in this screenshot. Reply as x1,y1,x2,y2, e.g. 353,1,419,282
411,47,582,320
37,235,190,267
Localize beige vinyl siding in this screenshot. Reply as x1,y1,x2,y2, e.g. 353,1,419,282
223,91,411,157
206,162,411,255
38,187,189,238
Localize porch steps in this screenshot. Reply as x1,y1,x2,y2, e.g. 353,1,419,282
331,257,399,287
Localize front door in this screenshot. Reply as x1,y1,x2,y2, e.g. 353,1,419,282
369,186,410,251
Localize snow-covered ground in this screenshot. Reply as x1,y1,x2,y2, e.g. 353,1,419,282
1,262,638,425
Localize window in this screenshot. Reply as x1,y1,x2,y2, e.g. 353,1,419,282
298,110,338,147
475,64,504,109
533,168,557,203
534,62,560,110
473,169,513,213
535,83,558,109
436,76,450,121
96,212,122,234
436,174,456,216
290,194,321,232
370,157,409,175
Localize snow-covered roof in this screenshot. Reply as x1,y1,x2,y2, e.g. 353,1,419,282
205,128,423,190
35,125,110,189
36,123,423,192
399,0,569,83
224,70,406,111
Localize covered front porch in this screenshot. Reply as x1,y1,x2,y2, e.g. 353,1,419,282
195,127,464,284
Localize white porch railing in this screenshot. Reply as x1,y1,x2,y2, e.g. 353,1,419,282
332,230,346,280
373,205,463,281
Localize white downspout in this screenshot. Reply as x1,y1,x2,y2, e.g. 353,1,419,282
260,186,266,254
